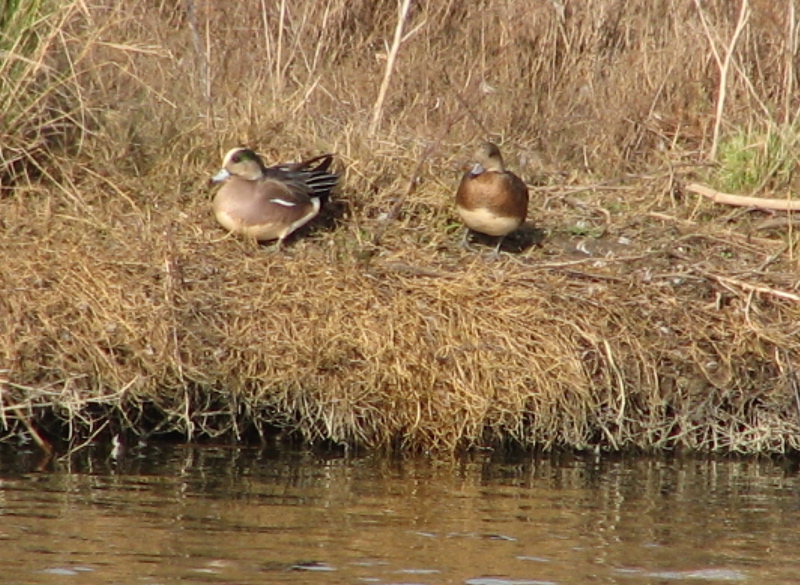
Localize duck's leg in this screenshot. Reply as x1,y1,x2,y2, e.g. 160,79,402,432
271,237,288,253
489,235,506,259
460,227,473,250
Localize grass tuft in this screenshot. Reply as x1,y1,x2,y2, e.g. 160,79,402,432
713,125,798,193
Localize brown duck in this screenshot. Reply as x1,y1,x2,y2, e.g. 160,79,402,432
455,141,529,256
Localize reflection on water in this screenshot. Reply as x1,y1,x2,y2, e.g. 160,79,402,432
0,444,798,584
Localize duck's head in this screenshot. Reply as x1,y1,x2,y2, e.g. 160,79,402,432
212,147,266,182
468,141,505,175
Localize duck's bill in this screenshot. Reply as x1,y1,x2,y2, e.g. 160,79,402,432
211,168,231,182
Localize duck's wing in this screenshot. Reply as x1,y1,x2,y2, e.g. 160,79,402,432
266,154,339,201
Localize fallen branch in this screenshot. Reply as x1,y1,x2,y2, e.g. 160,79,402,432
686,183,800,211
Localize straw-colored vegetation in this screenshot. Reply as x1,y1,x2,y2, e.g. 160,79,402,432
2,0,800,454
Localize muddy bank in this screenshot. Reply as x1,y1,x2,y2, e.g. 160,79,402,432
3,175,799,453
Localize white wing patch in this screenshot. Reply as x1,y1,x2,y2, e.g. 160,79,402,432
271,198,297,207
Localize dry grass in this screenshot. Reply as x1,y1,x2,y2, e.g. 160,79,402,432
1,0,800,454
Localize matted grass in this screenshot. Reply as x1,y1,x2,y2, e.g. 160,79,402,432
1,0,799,454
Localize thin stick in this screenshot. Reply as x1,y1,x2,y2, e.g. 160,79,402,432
686,182,800,211
369,0,413,136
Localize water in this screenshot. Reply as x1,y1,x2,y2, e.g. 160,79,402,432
0,444,798,584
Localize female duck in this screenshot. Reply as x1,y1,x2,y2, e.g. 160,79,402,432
455,141,529,256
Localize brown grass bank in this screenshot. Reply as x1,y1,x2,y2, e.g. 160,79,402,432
1,0,800,454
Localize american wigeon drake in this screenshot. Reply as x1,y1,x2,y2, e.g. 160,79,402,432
211,147,338,245
455,141,529,256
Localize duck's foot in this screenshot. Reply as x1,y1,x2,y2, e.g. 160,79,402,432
459,228,475,251
487,236,506,260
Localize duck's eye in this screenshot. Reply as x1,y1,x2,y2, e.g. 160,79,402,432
231,153,242,163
